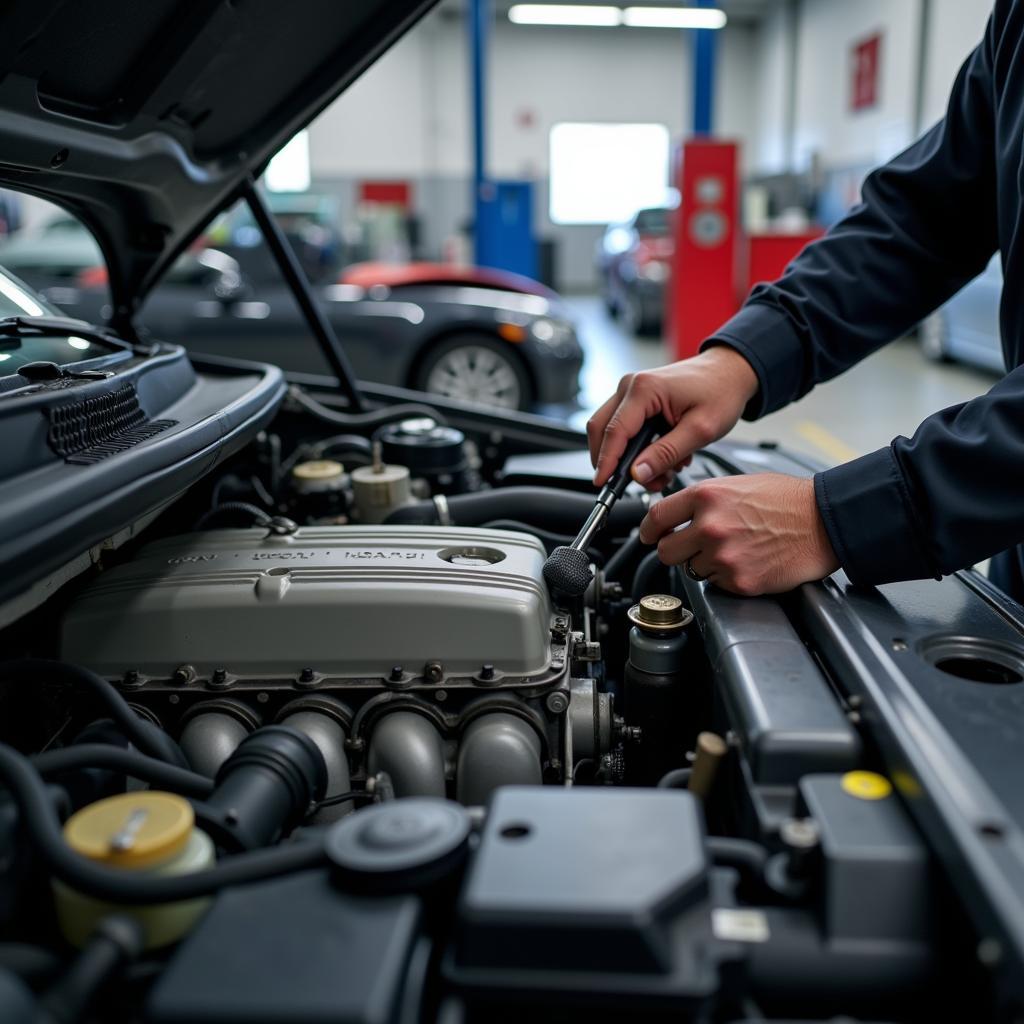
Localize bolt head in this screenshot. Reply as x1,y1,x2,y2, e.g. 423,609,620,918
546,691,569,714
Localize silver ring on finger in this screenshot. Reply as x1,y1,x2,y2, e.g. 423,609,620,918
685,559,708,583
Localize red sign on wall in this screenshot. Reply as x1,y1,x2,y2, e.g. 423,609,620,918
850,33,882,112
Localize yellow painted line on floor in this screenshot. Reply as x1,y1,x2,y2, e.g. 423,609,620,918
795,420,860,465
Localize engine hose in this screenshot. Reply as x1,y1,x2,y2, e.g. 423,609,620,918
481,520,604,565
0,944,63,985
656,767,693,789
32,746,214,800
603,530,646,583
707,836,770,881
0,661,188,769
631,549,670,599
289,386,447,428
0,744,326,905
385,487,646,533
194,502,272,530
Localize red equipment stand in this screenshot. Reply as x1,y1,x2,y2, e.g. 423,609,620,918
669,140,740,361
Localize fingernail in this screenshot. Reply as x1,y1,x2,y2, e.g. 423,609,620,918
633,461,652,483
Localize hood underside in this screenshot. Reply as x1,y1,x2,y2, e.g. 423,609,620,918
0,0,437,327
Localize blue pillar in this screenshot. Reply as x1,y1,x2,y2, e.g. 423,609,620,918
692,0,718,135
469,0,490,261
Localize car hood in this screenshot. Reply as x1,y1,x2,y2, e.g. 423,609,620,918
0,0,437,330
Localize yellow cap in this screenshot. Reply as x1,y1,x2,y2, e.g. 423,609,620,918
63,791,194,870
292,459,344,481
841,771,893,801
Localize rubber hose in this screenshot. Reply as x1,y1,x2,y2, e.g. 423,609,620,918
481,520,604,565
194,502,271,530
385,487,646,533
0,661,187,769
603,530,645,583
32,746,214,799
0,744,325,905
656,767,693,789
707,836,770,880
0,944,62,986
289,386,446,428
632,549,669,599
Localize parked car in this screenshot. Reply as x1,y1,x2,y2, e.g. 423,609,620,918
0,3,1020,1023
919,253,1003,372
596,204,675,336
0,220,582,413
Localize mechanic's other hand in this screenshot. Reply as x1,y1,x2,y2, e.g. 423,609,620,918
587,347,759,491
638,474,840,596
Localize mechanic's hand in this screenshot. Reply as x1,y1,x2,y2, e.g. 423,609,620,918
588,347,759,492
639,473,840,596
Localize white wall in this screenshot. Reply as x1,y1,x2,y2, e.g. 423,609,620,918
921,0,992,129
792,0,921,172
309,9,758,180
750,1,795,174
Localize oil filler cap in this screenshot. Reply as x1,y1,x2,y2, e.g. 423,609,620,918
326,798,471,892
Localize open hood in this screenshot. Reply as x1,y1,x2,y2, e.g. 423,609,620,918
0,0,437,332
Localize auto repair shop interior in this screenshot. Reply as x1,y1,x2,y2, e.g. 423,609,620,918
0,2,1018,1023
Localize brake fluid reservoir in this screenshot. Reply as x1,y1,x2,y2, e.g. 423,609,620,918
351,442,414,523
52,790,214,950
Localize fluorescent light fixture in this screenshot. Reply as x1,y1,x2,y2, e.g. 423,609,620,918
623,7,727,29
509,5,622,26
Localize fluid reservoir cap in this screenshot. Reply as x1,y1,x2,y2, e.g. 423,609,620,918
379,419,467,475
292,459,344,482
63,791,193,870
326,798,471,891
628,594,693,634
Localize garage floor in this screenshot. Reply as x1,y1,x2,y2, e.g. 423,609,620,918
564,295,999,468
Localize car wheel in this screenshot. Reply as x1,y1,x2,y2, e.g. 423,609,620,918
415,335,532,411
919,313,951,363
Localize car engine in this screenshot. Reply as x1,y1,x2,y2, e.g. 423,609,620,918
0,400,1011,1023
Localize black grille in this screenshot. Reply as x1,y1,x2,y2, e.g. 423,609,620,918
48,384,176,463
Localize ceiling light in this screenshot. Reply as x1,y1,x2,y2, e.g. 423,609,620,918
623,7,727,29
508,5,622,27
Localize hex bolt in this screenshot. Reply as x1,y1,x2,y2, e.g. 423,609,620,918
480,664,495,681
545,691,569,714
122,669,140,688
171,664,195,686
211,668,228,686
299,667,315,684
780,817,821,880
424,662,444,684
389,666,404,682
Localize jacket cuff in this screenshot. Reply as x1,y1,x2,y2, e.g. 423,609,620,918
700,302,805,419
814,447,938,586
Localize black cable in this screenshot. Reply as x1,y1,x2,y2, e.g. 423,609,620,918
32,746,214,799
707,836,769,879
38,915,143,1024
0,661,187,769
0,744,326,905
289,386,446,429
632,549,669,599
194,502,272,530
310,789,374,812
603,529,646,583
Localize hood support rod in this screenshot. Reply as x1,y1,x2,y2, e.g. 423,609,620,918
239,175,364,412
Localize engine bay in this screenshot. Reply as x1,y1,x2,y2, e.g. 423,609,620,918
0,388,1015,1023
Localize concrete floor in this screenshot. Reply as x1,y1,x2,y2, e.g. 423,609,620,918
563,295,998,468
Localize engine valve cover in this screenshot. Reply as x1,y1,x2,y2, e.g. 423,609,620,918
61,526,555,682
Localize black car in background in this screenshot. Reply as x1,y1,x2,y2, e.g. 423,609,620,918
596,204,674,337
0,215,582,412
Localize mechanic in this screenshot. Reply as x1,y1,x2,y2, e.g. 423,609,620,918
589,0,1024,600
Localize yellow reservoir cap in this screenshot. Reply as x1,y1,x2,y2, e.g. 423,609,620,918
63,791,194,870
841,771,893,801
292,459,344,481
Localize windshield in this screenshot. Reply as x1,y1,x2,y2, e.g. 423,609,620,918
0,267,61,319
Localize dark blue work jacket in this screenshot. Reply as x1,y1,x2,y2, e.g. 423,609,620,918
704,0,1022,589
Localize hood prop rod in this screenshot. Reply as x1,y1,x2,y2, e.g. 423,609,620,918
239,175,364,412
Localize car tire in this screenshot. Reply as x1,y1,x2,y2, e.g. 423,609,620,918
414,334,533,411
919,313,951,363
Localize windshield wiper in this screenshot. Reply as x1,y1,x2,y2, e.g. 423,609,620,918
0,315,122,345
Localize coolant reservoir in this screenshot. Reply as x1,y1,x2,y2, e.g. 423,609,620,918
351,442,414,523
52,790,214,949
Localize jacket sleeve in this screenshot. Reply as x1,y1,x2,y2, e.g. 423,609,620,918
698,9,1006,586
701,11,998,421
